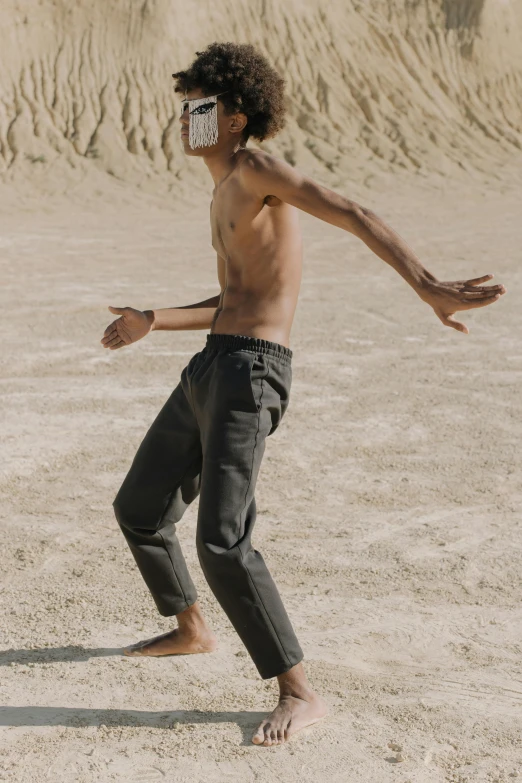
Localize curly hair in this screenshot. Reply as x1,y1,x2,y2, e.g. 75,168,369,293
172,42,287,145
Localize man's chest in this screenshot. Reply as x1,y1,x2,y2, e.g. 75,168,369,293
210,184,282,258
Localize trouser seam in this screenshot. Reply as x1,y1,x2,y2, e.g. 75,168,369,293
240,554,293,673
238,367,293,672
240,551,293,672
157,529,190,610
239,362,269,540
155,451,201,611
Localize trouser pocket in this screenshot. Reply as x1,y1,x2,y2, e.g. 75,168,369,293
252,354,292,435
248,353,270,411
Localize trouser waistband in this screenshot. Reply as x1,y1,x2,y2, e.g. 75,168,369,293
205,333,292,365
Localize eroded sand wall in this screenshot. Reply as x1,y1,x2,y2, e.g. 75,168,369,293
0,0,521,186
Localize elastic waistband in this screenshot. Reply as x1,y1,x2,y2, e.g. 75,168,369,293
205,333,292,365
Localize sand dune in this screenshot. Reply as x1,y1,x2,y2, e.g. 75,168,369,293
1,0,521,191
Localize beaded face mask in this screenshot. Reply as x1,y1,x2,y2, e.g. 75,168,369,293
179,91,229,150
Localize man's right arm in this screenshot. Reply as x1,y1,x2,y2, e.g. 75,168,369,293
144,253,226,331
101,255,225,350
144,293,221,331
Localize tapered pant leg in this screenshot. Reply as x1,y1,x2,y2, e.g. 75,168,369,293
113,355,203,616
194,336,304,679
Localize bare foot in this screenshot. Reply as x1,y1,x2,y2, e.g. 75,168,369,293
123,602,218,657
252,692,328,746
123,627,217,657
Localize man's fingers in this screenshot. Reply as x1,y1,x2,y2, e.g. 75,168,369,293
437,312,469,334
109,341,126,350
459,289,501,299
104,335,125,348
460,284,504,293
103,319,120,336
446,318,469,334
459,293,500,308
464,274,494,286
101,329,117,344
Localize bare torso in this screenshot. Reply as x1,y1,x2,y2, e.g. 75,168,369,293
209,149,302,348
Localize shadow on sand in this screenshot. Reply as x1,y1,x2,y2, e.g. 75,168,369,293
0,706,266,744
0,646,125,664
1,646,265,745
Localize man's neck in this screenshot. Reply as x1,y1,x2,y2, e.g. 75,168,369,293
203,146,245,189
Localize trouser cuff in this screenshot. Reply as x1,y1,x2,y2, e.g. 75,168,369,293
154,595,198,617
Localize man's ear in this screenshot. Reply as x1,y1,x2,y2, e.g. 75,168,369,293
229,112,248,136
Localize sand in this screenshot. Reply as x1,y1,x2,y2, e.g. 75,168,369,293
1,175,520,782
1,1,522,781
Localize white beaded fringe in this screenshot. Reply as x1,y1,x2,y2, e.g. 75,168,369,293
188,96,219,149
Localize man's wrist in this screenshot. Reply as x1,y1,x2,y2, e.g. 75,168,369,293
143,309,156,330
413,270,439,299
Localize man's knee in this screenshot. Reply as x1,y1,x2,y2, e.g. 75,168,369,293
112,474,155,531
196,532,241,579
112,486,134,531
113,481,191,535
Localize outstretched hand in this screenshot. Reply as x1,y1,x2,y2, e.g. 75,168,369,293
100,306,153,350
419,274,506,334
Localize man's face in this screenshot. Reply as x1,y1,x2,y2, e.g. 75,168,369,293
178,87,245,155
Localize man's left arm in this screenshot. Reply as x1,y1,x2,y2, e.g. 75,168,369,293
241,152,506,334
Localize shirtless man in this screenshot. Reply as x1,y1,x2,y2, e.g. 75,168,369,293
100,43,506,747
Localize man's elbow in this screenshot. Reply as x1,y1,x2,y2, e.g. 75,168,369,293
345,203,379,234
354,203,378,221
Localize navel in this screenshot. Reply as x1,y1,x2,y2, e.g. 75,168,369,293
229,221,235,231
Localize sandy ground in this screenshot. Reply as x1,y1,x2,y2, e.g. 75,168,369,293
1,173,521,782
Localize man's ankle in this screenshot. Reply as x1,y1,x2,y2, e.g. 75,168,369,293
176,601,207,630
277,663,316,700
279,684,316,700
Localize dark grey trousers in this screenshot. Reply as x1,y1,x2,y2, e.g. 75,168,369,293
113,333,304,679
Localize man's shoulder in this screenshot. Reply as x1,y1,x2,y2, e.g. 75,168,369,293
238,148,287,197
240,148,281,173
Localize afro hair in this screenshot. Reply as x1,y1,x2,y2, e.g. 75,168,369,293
172,42,287,146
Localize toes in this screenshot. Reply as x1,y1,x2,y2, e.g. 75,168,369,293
122,646,141,656
265,730,278,746
252,721,287,747
262,724,274,746
252,722,267,745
